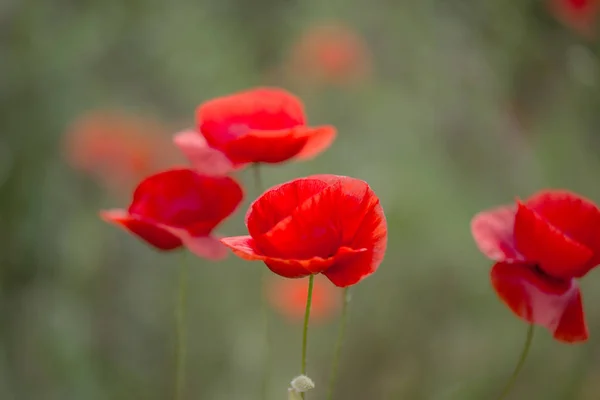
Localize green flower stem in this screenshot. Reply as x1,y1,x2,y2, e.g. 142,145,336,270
326,287,351,400
174,252,189,400
253,163,271,400
496,324,535,400
300,274,315,399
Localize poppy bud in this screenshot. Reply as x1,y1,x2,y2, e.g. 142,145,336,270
290,374,315,393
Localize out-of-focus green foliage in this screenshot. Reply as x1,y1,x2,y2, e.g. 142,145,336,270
3,0,600,399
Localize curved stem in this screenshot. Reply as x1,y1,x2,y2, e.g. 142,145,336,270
174,253,189,400
253,163,271,400
496,324,535,400
300,274,315,399
326,288,351,400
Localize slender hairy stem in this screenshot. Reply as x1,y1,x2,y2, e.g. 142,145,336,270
174,252,189,400
252,163,264,195
260,268,271,399
253,163,271,400
496,324,535,400
326,288,351,400
300,274,315,399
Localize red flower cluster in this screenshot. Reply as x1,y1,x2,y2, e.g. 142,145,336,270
99,86,386,287
174,88,336,175
472,190,600,343
221,175,387,287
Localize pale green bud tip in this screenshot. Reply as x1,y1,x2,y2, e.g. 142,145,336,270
290,375,315,393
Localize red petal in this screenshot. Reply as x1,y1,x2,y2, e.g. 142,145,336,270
224,128,309,164
324,199,387,287
197,87,306,151
294,125,337,160
128,168,243,233
159,224,228,260
100,209,182,250
514,201,593,279
172,130,239,175
525,190,600,277
220,236,367,278
491,262,588,343
246,177,331,237
471,206,524,262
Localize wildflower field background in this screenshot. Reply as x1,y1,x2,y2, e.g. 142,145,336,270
3,0,600,399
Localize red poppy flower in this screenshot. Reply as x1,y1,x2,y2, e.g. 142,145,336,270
286,22,371,86
220,174,387,287
64,110,178,192
173,88,336,169
550,0,599,37
471,190,600,342
100,168,244,260
266,275,341,323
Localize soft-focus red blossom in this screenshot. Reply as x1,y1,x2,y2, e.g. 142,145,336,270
64,110,178,191
286,22,371,86
174,87,336,172
221,174,387,287
266,275,341,323
100,168,243,260
471,190,600,343
550,0,599,37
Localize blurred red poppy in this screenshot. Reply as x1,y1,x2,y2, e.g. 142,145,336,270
64,110,178,192
173,88,336,171
100,168,244,260
471,190,600,342
221,174,387,287
286,22,371,86
550,0,599,37
266,275,341,323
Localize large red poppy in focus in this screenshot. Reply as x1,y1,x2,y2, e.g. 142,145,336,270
173,88,336,172
100,168,244,260
221,174,387,287
471,190,600,342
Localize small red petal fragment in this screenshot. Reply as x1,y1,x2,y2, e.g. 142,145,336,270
294,126,337,160
491,262,588,343
514,201,592,279
159,224,228,260
471,206,523,262
100,209,182,250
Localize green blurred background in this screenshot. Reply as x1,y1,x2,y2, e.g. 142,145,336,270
4,0,600,399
